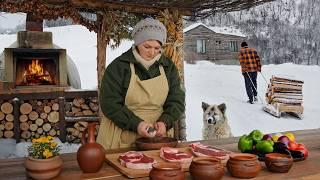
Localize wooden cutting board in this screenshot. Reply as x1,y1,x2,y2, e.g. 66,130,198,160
105,147,192,179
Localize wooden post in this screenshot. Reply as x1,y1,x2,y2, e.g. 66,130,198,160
96,13,108,90
58,97,66,142
12,98,21,143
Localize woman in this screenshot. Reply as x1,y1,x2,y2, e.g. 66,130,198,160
97,18,185,149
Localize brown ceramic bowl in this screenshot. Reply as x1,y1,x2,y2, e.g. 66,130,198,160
190,157,224,180
227,153,261,178
149,162,184,180
265,153,293,173
135,137,178,151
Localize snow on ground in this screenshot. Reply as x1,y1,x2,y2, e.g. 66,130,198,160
1,25,320,158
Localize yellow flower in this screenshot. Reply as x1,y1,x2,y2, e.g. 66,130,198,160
43,149,53,159
50,142,57,148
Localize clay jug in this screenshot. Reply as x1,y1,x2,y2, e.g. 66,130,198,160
77,122,105,173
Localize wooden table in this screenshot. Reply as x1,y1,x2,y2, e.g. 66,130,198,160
1,129,319,180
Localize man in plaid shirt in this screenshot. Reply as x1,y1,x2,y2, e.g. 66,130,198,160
238,41,261,104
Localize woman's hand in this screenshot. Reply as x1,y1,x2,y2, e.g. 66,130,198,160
154,121,166,137
137,121,155,138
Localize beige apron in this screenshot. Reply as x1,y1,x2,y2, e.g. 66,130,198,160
97,63,173,149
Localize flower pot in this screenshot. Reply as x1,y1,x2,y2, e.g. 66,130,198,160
25,156,63,180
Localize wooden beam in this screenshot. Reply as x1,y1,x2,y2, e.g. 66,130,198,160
70,0,193,16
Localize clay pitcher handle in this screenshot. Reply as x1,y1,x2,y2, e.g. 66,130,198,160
81,127,88,145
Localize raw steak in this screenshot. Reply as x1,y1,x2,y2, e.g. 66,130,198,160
119,151,156,169
189,142,231,160
160,147,193,164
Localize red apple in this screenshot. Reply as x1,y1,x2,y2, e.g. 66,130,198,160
262,134,272,141
278,135,290,147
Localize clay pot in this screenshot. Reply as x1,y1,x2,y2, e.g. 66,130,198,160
190,157,224,180
265,153,293,173
227,153,261,178
149,162,184,180
77,122,105,173
25,156,63,180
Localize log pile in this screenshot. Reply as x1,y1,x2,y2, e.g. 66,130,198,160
66,121,99,143
0,100,14,138
19,99,60,141
65,97,99,116
265,76,304,118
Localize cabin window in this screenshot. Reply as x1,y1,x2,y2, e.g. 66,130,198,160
197,39,206,53
229,41,238,52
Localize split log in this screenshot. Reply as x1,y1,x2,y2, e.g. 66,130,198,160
20,103,32,115
0,124,4,130
21,131,31,139
40,112,48,119
42,123,51,132
73,98,85,108
35,118,44,126
90,97,98,103
78,121,88,127
37,128,43,134
0,131,3,138
89,102,99,112
5,114,14,122
82,110,93,115
36,101,42,106
29,124,38,132
5,122,14,130
43,106,51,113
4,131,14,138
48,129,57,136
19,114,28,122
81,104,90,110
0,111,4,120
52,103,59,111
74,112,83,116
71,107,81,114
48,111,59,123
28,111,39,121
34,133,40,138
20,122,29,131
1,102,13,114
272,76,304,84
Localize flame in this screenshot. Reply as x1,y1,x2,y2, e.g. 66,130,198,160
28,59,44,75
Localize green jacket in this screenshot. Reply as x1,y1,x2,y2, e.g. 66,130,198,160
99,48,185,132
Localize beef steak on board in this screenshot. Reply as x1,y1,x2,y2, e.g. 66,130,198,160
160,147,193,164
119,151,157,169
189,142,232,162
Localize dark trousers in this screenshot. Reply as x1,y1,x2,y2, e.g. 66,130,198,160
242,72,258,102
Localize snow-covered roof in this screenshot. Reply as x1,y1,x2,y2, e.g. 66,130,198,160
183,22,246,37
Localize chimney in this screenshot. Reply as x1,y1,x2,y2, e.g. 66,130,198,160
26,13,43,32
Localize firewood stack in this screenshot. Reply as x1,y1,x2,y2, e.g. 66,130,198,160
265,76,304,118
0,101,14,139
65,97,100,143
65,97,99,116
19,99,61,141
66,121,99,143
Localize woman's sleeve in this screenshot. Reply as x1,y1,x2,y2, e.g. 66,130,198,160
158,61,186,129
99,62,143,132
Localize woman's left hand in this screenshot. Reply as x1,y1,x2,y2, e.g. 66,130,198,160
154,121,166,137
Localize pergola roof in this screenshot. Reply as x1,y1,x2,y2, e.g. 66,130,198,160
70,0,275,18
1,0,276,18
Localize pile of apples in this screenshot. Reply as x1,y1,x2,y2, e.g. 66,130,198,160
263,132,309,159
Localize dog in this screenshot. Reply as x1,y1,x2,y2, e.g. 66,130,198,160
202,102,233,140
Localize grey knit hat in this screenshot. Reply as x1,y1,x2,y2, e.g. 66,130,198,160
132,18,167,45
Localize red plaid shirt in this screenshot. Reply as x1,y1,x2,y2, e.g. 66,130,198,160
238,47,261,73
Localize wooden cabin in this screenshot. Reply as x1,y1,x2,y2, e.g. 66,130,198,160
184,23,246,65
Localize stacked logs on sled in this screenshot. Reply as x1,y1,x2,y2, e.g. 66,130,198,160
0,100,14,138
66,121,99,143
265,76,304,118
65,97,99,116
19,99,60,141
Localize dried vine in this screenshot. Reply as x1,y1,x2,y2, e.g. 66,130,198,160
0,0,97,32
